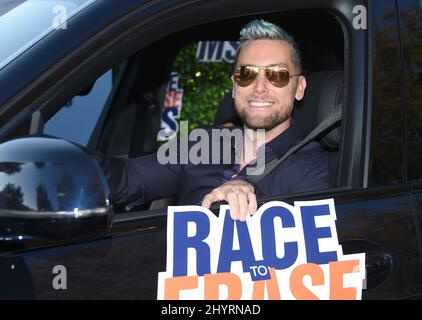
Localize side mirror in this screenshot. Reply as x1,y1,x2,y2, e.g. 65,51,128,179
0,136,113,250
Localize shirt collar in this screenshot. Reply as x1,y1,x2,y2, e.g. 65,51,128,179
227,120,302,160
257,119,302,159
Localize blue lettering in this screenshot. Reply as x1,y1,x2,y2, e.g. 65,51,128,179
161,107,179,133
301,204,338,264
173,211,211,276
217,209,256,273
224,41,238,62
207,41,220,60
168,73,179,91
197,41,206,61
197,41,228,62
261,206,298,270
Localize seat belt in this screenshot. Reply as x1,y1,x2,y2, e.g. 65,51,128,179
245,103,342,185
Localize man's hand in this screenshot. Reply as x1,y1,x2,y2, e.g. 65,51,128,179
201,180,257,221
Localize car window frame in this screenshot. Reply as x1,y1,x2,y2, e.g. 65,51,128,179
0,0,366,224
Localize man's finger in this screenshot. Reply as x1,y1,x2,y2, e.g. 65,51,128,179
211,188,226,202
247,192,257,216
201,193,214,208
237,191,249,222
227,191,240,220
201,188,228,208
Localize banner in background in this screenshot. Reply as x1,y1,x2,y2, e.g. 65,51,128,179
159,41,239,141
158,72,184,141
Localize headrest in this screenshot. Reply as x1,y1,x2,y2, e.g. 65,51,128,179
293,70,344,150
215,92,242,126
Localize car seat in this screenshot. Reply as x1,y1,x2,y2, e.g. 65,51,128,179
214,92,242,126
292,70,344,182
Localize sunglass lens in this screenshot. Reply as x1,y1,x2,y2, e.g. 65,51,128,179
235,66,257,87
266,67,289,87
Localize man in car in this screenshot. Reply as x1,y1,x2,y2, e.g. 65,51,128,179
96,19,334,221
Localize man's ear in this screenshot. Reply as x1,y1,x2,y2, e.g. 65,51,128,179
295,75,307,101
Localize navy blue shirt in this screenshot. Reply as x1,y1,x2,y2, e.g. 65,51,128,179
97,122,335,206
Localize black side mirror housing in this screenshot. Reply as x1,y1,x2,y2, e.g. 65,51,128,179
0,136,113,250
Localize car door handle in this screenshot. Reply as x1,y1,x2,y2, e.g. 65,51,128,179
365,252,393,289
340,240,393,291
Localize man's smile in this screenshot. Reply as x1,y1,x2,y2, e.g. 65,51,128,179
248,100,274,107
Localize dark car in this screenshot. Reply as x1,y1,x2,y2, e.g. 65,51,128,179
0,0,421,300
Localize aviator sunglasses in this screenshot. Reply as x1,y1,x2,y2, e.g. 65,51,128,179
233,64,301,88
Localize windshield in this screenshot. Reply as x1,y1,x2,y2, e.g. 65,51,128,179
0,0,98,71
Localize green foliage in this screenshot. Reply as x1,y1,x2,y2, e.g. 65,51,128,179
173,43,234,131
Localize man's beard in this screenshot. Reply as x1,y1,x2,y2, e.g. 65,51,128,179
235,101,293,131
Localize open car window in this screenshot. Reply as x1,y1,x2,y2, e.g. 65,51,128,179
14,9,346,216
121,10,346,213
44,69,112,146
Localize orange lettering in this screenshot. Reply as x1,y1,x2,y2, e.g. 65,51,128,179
290,263,324,300
164,275,198,299
174,90,183,108
164,92,172,108
329,260,359,300
252,268,281,300
204,273,242,300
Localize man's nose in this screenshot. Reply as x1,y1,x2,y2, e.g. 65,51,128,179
253,70,269,93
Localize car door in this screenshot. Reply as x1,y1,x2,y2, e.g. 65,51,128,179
342,0,422,299
0,0,184,299
319,0,422,299
397,0,422,296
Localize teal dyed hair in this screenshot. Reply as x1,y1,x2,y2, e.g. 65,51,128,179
235,19,302,74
